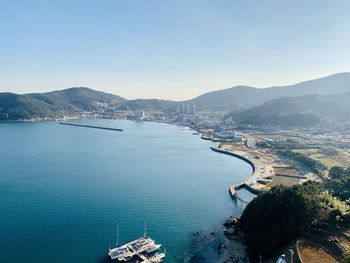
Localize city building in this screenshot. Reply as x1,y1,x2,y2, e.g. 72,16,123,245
134,110,145,121
176,103,196,114
214,131,242,141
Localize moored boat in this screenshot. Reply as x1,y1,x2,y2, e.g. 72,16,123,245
146,244,162,253
108,224,165,262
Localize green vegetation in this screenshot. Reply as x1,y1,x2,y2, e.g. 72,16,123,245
226,89,350,126
125,99,176,111
0,93,53,120
239,112,321,127
0,88,125,120
292,148,350,168
0,88,178,120
239,182,321,261
324,166,350,202
341,252,350,263
278,150,327,175
257,140,304,149
239,179,350,261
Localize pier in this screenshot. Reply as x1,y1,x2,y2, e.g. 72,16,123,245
229,183,250,204
108,225,165,263
109,236,165,262
59,122,123,132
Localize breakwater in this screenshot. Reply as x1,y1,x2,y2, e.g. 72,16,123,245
210,146,263,202
210,147,255,173
59,122,123,132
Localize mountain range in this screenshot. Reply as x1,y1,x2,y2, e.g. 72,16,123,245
187,72,350,111
1,72,350,125
225,91,350,127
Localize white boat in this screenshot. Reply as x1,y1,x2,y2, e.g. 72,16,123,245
108,224,165,262
146,244,161,253
149,252,166,263
108,245,132,261
132,236,155,250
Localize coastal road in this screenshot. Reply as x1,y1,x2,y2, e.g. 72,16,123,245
246,135,256,149
237,132,256,149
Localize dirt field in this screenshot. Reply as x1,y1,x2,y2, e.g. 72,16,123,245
293,148,350,168
273,166,301,177
268,166,304,187
219,143,277,163
268,175,300,187
297,239,338,263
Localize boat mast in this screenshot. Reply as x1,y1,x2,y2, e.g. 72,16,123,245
116,224,119,247
144,222,147,237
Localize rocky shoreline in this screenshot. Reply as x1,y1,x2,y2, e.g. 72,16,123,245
222,216,249,263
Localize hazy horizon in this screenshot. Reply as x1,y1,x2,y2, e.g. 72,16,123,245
2,71,349,101
1,0,350,100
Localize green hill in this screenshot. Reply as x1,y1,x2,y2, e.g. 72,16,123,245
2,72,350,120
125,99,177,111
0,87,126,120
186,72,350,111
226,92,350,127
30,87,126,111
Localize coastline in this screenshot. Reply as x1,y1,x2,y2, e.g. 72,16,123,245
208,145,257,263
210,145,271,197
190,143,254,262
204,140,276,262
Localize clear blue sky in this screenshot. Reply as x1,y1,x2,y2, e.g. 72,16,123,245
1,0,350,100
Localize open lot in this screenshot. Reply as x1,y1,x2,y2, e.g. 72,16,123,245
268,166,304,187
292,148,350,168
297,239,337,263
268,175,300,187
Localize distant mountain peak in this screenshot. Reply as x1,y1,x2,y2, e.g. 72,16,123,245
188,72,350,111
1,72,350,120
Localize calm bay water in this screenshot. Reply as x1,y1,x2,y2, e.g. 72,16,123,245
0,119,251,263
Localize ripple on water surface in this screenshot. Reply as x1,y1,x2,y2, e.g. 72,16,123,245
0,119,252,262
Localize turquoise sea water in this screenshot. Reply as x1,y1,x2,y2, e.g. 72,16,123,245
0,119,251,263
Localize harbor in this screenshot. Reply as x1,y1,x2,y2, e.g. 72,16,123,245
108,225,165,262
